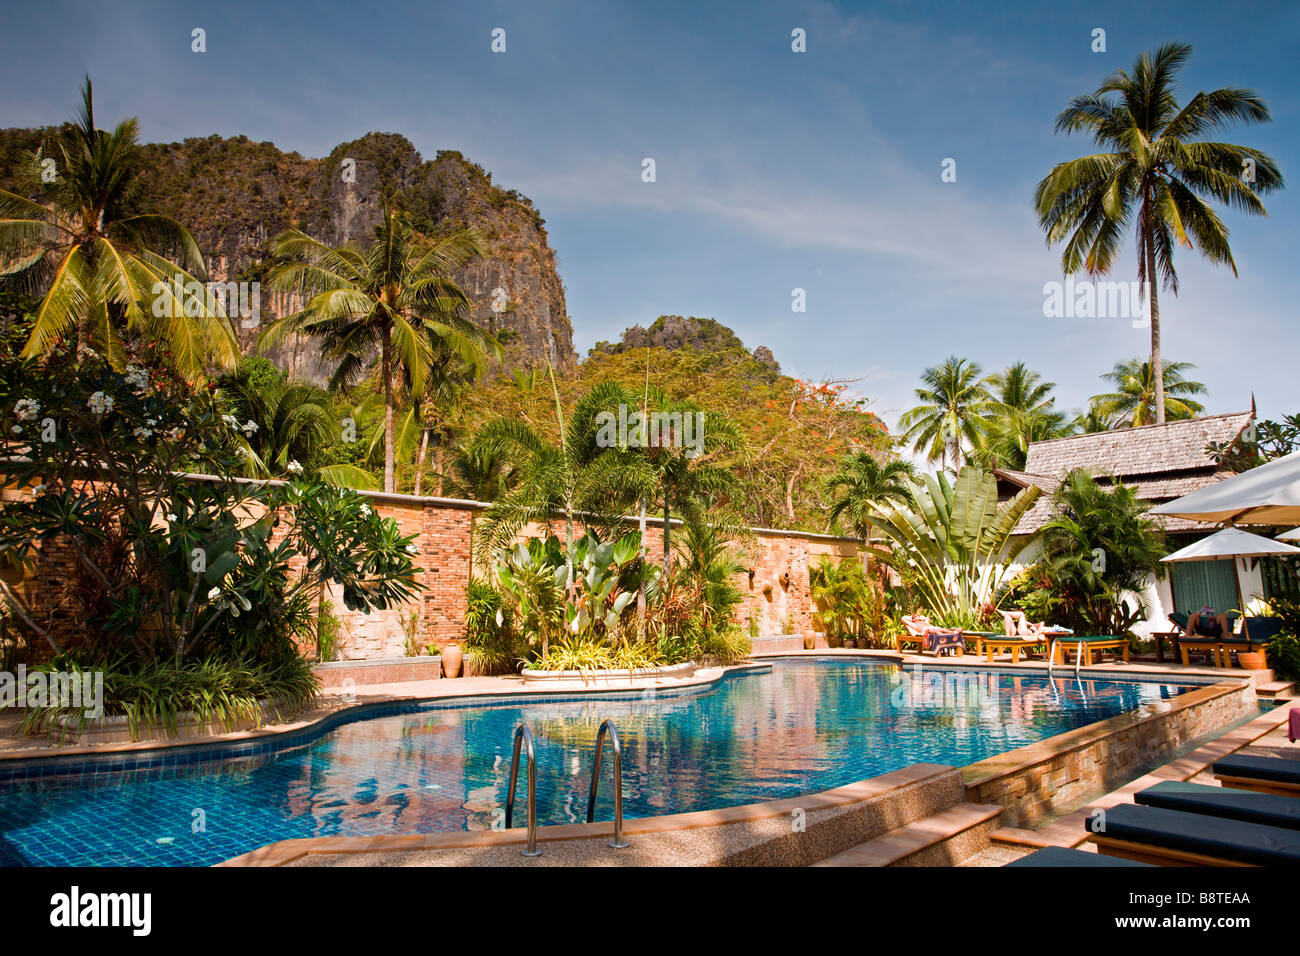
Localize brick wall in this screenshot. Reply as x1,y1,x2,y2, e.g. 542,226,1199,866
5,480,860,662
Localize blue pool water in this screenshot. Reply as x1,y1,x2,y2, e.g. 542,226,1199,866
0,658,1199,866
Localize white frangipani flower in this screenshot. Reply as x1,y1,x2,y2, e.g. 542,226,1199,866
207,587,221,600
13,398,39,421
87,391,114,416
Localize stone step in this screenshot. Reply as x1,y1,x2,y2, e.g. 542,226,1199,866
1256,680,1294,699
810,802,1003,867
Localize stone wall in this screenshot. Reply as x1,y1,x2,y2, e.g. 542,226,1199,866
6,479,859,662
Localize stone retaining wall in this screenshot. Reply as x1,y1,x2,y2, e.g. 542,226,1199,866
963,678,1258,827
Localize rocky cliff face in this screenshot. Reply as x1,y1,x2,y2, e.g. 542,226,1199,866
0,127,577,379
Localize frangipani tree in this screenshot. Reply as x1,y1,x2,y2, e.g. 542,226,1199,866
867,466,1041,626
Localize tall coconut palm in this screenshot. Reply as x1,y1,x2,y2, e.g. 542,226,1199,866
262,206,492,493
1092,357,1206,426
1034,43,1283,424
0,77,237,379
897,356,995,471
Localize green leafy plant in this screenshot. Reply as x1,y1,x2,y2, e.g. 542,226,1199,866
1011,470,1167,637
19,650,319,742
868,466,1041,623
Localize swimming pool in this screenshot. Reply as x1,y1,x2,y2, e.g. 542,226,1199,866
0,658,1200,866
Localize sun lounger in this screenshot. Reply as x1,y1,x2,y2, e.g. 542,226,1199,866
1134,780,1300,830
1051,635,1129,666
1004,846,1153,867
1087,803,1300,866
1213,754,1300,797
978,636,1047,663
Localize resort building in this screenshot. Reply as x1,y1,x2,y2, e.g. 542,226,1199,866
996,411,1260,637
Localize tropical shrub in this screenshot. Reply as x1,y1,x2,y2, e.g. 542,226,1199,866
464,577,523,675
1010,470,1166,637
868,466,1041,623
19,650,318,741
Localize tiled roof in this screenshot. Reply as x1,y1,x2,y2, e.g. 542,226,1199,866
1022,411,1252,479
1009,412,1253,536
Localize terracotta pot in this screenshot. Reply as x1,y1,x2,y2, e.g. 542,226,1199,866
844,637,857,649
442,643,463,678
1237,651,1266,671
802,635,815,650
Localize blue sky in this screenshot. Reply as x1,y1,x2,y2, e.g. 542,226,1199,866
2,0,1296,440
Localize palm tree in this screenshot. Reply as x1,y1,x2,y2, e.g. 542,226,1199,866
1029,470,1167,635
897,356,995,471
1072,399,1114,434
214,357,375,488
0,78,237,379
610,387,745,575
980,362,1073,469
825,451,915,558
1092,358,1206,426
470,375,635,572
1034,43,1283,424
439,440,514,502
262,205,492,493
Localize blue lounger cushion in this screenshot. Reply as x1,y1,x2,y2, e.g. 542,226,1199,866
1091,803,1300,864
1213,754,1300,785
1005,846,1152,867
1135,781,1300,830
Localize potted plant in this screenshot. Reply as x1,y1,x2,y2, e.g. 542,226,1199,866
1237,649,1266,670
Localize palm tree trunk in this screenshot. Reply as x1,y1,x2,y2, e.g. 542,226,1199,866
662,498,671,578
413,426,429,496
1145,218,1165,425
316,580,328,661
637,496,647,636
382,330,395,493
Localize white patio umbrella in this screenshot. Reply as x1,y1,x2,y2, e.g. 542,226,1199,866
1277,527,1300,541
1161,526,1300,563
1150,449,1300,525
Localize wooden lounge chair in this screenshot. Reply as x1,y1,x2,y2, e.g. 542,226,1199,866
978,635,1047,663
1179,610,1242,667
1134,780,1300,830
1087,803,1300,866
1213,754,1300,798
898,616,964,657
1004,846,1153,867
1052,635,1129,666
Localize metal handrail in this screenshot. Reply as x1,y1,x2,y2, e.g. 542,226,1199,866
505,723,541,857
585,719,629,848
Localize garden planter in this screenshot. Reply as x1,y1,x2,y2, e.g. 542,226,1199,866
802,635,816,650
1237,651,1266,670
442,643,464,678
843,637,857,649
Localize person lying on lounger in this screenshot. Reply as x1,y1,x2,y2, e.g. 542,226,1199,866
1186,604,1231,639
1000,610,1045,637
901,614,960,637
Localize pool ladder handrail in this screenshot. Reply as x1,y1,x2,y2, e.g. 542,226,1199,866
1046,637,1086,677
505,723,542,857
585,718,630,848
